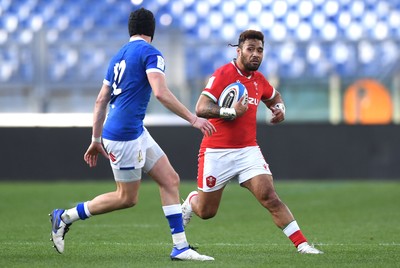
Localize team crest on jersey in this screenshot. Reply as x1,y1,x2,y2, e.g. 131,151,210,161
206,175,216,188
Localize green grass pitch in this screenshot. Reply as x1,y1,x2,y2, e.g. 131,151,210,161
0,180,399,267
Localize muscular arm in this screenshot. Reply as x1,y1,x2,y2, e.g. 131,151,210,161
195,94,248,119
195,94,221,118
263,90,283,108
263,90,285,124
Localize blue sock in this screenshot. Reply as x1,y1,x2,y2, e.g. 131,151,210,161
166,213,185,234
163,204,188,249
76,202,89,220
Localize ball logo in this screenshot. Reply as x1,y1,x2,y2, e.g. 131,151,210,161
218,82,248,108
206,175,216,188
221,90,236,108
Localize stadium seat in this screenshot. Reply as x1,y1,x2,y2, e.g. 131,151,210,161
0,0,399,113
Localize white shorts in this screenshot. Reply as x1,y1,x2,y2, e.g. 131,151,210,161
197,146,272,192
102,128,165,182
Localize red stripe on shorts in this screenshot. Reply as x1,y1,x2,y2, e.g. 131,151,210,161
197,148,206,189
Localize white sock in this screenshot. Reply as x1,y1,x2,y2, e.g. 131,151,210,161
172,232,189,250
62,201,92,224
61,208,79,224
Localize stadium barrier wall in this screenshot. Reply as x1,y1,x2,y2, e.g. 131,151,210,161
1,124,399,181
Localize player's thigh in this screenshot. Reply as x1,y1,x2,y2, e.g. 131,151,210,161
141,129,178,186
147,154,179,187
196,187,225,215
116,180,141,201
103,137,146,182
241,173,277,201
198,148,237,192
236,146,272,185
142,128,165,173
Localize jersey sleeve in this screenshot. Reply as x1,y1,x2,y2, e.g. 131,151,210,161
144,47,165,75
260,75,276,101
201,68,230,103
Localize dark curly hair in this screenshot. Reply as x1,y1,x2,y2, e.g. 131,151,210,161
238,30,264,48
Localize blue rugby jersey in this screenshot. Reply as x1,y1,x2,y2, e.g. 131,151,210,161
102,37,165,141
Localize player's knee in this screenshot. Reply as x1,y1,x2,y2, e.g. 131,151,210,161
169,171,180,187
261,193,283,211
197,212,216,220
160,170,180,189
197,208,217,220
119,195,138,208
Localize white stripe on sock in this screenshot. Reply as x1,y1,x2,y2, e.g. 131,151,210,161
162,204,182,216
283,220,300,237
84,201,92,217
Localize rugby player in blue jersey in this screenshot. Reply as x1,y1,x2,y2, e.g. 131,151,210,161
49,8,215,261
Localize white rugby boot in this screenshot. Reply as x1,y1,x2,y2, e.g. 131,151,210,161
49,209,71,253
181,191,198,227
297,242,324,254
170,246,214,261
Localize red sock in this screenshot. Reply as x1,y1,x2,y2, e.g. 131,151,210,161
289,230,307,247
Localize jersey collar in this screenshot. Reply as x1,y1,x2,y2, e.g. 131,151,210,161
129,36,146,42
231,60,253,79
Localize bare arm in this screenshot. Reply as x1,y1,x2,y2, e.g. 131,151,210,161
84,83,111,167
195,94,248,119
92,83,111,138
263,90,286,124
147,72,216,136
195,94,221,118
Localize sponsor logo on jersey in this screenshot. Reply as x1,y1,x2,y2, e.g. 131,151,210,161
248,97,259,106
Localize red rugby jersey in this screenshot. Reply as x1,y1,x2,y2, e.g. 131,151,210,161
200,61,276,149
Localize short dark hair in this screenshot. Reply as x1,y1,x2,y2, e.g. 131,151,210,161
238,30,264,47
128,8,156,41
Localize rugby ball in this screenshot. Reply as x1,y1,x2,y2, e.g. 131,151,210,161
218,82,248,108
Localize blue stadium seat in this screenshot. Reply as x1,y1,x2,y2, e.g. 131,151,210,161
1,0,399,82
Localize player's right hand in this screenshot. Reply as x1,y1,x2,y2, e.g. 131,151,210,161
84,142,109,168
191,116,216,137
234,95,248,117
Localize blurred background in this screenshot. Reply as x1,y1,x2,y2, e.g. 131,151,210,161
0,0,399,180
0,0,399,124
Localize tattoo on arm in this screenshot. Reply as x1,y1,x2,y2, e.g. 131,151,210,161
198,101,221,118
207,102,221,118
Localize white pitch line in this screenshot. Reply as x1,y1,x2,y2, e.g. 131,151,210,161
2,242,399,246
